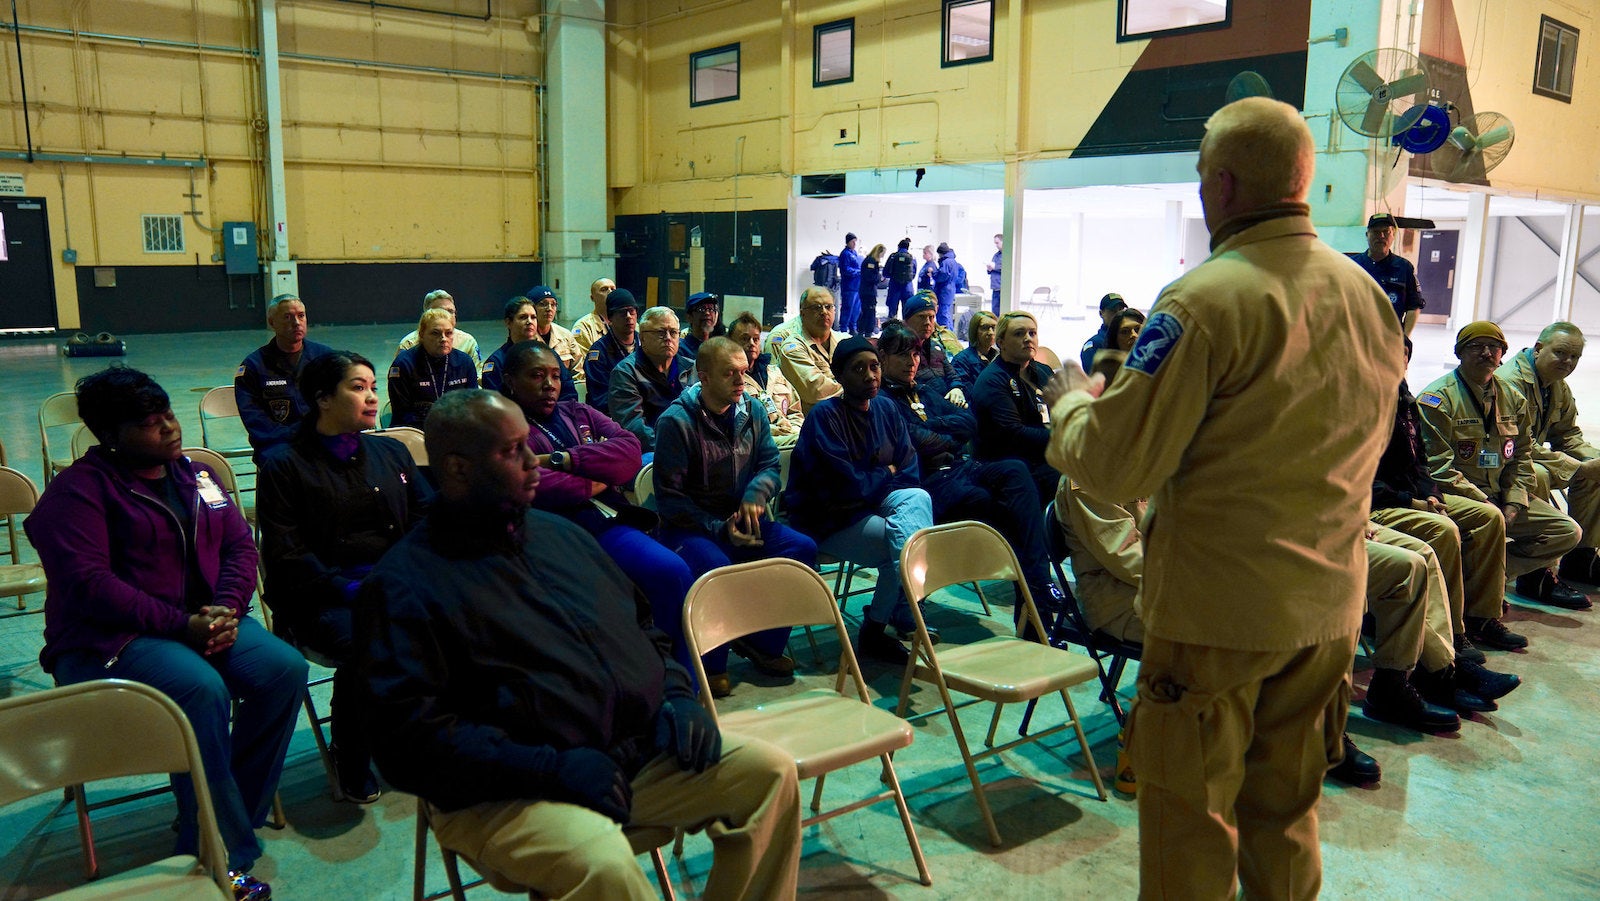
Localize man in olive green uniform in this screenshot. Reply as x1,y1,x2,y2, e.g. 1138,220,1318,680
1498,321,1600,592
1045,98,1404,899
1417,322,1585,612
765,286,850,414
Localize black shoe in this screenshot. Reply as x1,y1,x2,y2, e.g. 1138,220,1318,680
729,638,796,676
1411,665,1495,714
1514,569,1593,610
1327,734,1381,785
1465,616,1529,651
858,619,911,665
1363,668,1459,732
331,744,381,804
1456,658,1521,701
1558,547,1600,585
1452,632,1487,665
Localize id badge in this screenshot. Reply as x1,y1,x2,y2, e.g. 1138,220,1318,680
196,472,230,509
1478,450,1501,469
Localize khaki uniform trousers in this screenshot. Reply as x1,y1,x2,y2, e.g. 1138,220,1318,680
1367,528,1454,673
429,734,801,901
1371,495,1505,623
1128,633,1355,901
1533,463,1600,552
1505,497,1583,580
1075,570,1145,644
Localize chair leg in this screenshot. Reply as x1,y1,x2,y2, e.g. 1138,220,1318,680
72,783,99,881
879,753,933,886
442,845,470,901
809,773,828,814
970,581,993,616
942,687,1003,847
984,702,1005,748
302,685,343,801
413,805,430,901
1059,690,1108,801
268,791,287,829
651,848,677,901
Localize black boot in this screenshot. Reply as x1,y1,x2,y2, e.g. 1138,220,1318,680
1326,733,1381,785
1558,546,1600,585
1452,632,1487,664
857,618,910,665
1410,665,1494,714
1455,657,1521,701
1514,569,1592,610
1465,616,1529,651
1364,668,1460,732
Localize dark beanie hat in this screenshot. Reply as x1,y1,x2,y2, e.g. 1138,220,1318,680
607,288,639,314
831,336,877,378
903,290,937,319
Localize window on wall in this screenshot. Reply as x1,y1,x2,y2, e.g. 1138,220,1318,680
1118,0,1230,41
142,215,185,254
691,44,740,107
942,1,993,68
1534,15,1578,102
815,19,854,86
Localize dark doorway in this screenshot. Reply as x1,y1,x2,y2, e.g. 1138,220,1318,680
1417,229,1459,320
0,197,58,333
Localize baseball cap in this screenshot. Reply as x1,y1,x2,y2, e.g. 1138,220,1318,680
1100,293,1127,312
1367,213,1398,230
686,292,719,311
525,285,557,303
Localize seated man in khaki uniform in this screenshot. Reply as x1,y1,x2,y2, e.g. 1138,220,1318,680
727,312,804,450
1498,321,1600,593
765,286,850,414
1417,321,1586,614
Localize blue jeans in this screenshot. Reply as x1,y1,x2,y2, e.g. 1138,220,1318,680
597,524,696,673
660,521,817,673
53,616,307,871
816,488,934,625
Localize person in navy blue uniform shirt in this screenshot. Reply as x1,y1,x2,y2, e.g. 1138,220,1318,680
837,233,863,341
985,233,1004,315
389,308,477,427
885,238,918,321
481,296,578,402
584,287,643,412
972,310,1059,506
1078,292,1128,373
1348,212,1425,334
680,291,721,359
931,242,966,329
235,293,334,461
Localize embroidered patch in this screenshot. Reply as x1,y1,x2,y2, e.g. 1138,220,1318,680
1456,440,1476,459
1417,392,1444,408
585,351,599,362
1124,312,1183,377
388,366,401,378
235,364,246,378
1503,438,1515,459
483,361,497,373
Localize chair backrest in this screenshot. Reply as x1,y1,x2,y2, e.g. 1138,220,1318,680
682,558,869,721
1036,345,1063,372
900,520,1045,638
1031,286,1051,298
0,466,40,566
634,462,655,509
0,679,231,892
183,447,241,503
198,386,252,454
38,391,81,476
368,426,428,466
70,423,99,460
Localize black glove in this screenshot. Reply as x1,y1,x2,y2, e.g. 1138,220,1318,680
654,696,723,773
550,747,631,823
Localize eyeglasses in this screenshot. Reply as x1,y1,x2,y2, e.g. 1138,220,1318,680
642,328,681,340
803,304,836,314
1461,342,1505,356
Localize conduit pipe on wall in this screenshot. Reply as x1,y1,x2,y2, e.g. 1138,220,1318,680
9,0,33,161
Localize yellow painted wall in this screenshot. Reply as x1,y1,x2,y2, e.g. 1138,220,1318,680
0,0,541,328
1447,0,1600,201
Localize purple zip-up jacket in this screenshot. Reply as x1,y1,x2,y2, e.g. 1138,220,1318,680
26,447,258,673
522,400,644,509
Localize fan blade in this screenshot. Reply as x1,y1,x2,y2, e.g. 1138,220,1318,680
1447,125,1475,152
1385,71,1430,98
1477,125,1513,148
1362,97,1390,135
1348,60,1386,93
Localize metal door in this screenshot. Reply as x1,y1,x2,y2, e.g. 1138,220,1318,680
1417,229,1459,320
0,197,58,333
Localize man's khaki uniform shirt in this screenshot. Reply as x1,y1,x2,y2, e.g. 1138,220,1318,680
1415,371,1535,508
765,315,849,414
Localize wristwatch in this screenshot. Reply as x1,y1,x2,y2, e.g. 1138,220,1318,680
550,450,569,471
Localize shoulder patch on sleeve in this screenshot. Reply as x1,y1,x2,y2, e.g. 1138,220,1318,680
235,364,246,378
1123,312,1184,377
1417,392,1444,408
586,351,599,362
388,366,400,378
482,360,497,373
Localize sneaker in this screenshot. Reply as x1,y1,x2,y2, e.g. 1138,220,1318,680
729,638,795,676
230,870,272,901
1363,668,1459,732
1466,616,1529,651
330,744,381,804
1455,658,1521,701
858,619,911,665
705,671,733,699
1452,632,1487,665
1326,734,1381,785
1514,569,1593,610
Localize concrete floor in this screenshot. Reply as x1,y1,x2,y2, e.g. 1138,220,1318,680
1,316,1597,899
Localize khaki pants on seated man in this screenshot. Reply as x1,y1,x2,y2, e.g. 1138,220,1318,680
1369,495,1506,629
431,735,800,901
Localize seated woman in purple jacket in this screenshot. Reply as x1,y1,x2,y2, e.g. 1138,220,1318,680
27,367,305,901
498,342,711,690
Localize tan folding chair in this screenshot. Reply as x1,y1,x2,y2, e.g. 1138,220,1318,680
253,592,343,803
197,387,253,463
896,520,1106,846
38,391,81,486
182,447,256,536
683,558,931,886
413,799,678,901
632,461,655,508
1035,345,1063,372
0,679,233,898
0,466,46,612
70,424,100,460
369,426,429,467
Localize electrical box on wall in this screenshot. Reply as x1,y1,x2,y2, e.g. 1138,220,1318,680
223,221,258,275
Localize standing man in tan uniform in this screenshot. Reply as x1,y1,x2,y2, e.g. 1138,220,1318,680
1498,321,1600,589
766,286,850,413
1044,97,1403,900
1417,322,1586,611
573,277,615,358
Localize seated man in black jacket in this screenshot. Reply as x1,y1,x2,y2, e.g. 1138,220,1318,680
876,321,1062,629
358,390,801,901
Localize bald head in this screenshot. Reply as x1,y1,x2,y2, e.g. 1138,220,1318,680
1198,97,1315,231
695,336,742,375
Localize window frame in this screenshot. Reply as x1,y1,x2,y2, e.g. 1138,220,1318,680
941,0,995,69
813,18,855,87
141,214,186,255
1532,14,1578,103
1116,0,1232,43
689,43,741,108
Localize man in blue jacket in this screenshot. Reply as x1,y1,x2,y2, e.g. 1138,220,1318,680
584,287,643,412
784,337,934,663
884,238,918,320
837,233,863,343
235,293,334,461
931,242,966,329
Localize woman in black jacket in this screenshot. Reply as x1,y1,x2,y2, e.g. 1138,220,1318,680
258,350,430,803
